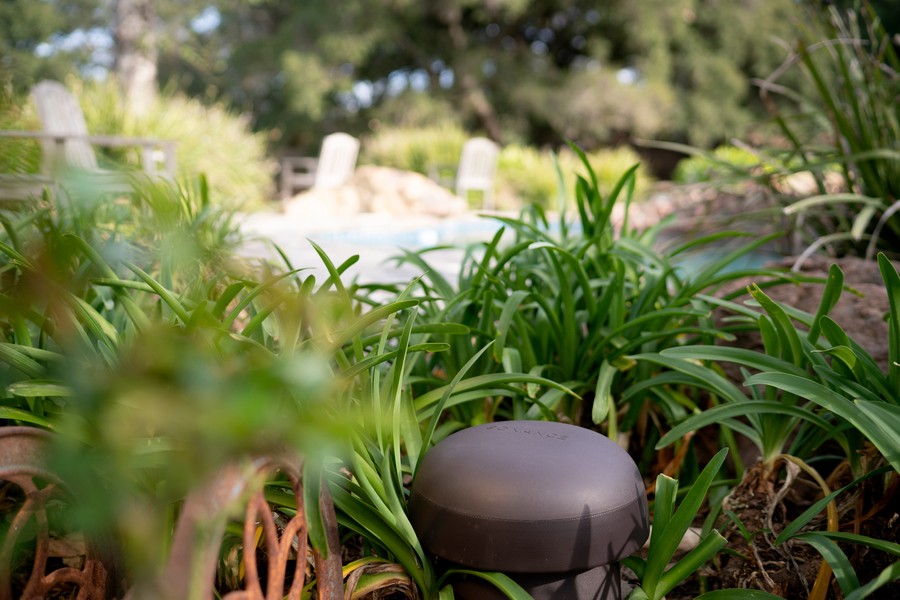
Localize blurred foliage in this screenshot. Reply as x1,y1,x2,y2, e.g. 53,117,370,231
497,144,654,208
2,0,846,155
0,76,277,210
754,1,900,258
0,0,99,91
672,145,766,184
0,83,42,174
1,135,898,596
362,123,654,209
72,78,277,210
362,123,468,178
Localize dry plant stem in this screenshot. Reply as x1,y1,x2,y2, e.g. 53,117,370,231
750,543,778,591
343,563,418,600
767,460,810,593
645,432,695,495
776,454,838,600
861,472,899,523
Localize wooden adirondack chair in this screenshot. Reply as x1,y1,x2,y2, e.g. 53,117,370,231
0,80,177,200
279,132,360,199
456,137,500,209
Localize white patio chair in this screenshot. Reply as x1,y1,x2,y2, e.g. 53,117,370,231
280,132,360,199
455,137,500,209
0,80,177,200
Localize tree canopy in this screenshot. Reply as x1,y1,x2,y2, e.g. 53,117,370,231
3,0,892,153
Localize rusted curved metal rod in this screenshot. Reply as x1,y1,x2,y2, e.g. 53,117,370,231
0,426,110,600
1,427,345,600
131,452,344,600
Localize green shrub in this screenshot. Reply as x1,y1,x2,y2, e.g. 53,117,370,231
672,145,763,184
71,78,277,210
363,124,653,210
750,2,900,258
361,123,468,178
0,82,41,174
497,144,654,209
494,144,561,207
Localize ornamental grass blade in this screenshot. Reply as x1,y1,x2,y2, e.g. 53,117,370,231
7,380,72,397
801,531,900,558
592,360,616,426
302,459,329,558
783,193,882,216
853,401,900,471
392,248,455,300
659,346,807,378
694,591,785,599
775,466,892,546
327,300,419,352
65,234,151,330
630,353,746,404
656,529,727,599
418,342,494,469
796,532,861,595
342,343,450,381
745,373,900,473
0,407,54,428
414,373,578,418
493,290,530,363
441,570,532,600
807,264,844,344
124,260,191,325
643,448,728,598
845,561,900,600
329,484,427,593
748,284,804,366
221,271,300,330
877,253,900,389
655,401,837,450
0,344,46,378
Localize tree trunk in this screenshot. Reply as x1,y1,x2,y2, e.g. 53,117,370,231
114,0,158,116
439,5,504,144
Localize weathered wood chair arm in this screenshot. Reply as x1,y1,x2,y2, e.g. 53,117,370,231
0,130,178,177
280,156,319,199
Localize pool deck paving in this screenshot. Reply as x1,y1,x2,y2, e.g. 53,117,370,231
236,208,510,286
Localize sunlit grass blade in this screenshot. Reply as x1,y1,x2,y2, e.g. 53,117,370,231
7,380,72,397
125,260,191,324
659,346,807,378
592,360,615,428
327,300,418,351
807,263,844,344
694,590,785,599
439,569,532,600
0,406,54,428
877,253,900,389
745,373,900,472
655,401,838,450
643,448,728,599
418,342,494,470
656,529,727,598
630,353,746,404
845,561,900,600
0,343,46,377
414,373,578,418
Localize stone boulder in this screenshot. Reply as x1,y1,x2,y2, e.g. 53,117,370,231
352,166,468,217
284,166,468,221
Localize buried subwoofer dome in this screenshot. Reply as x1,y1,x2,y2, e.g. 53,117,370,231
409,421,649,599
